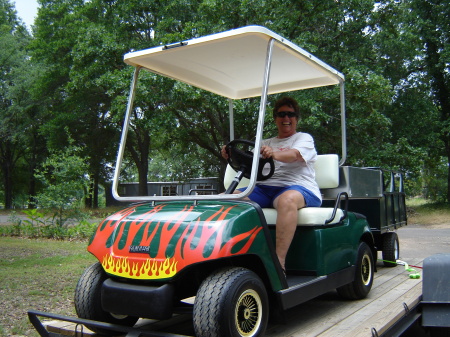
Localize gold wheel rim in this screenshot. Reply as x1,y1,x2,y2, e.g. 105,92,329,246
235,289,262,336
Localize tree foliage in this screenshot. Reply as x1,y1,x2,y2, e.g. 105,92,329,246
0,0,37,208
1,0,449,208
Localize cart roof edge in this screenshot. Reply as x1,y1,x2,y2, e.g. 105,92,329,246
123,25,345,99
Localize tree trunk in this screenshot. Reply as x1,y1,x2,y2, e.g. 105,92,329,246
0,144,15,209
27,171,36,209
93,172,99,208
126,130,150,197
446,145,450,204
3,163,13,209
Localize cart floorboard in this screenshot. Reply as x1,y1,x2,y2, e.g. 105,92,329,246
41,259,422,337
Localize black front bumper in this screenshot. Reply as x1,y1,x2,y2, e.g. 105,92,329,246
101,278,175,320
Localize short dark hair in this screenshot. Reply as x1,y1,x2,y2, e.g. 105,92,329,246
272,97,300,119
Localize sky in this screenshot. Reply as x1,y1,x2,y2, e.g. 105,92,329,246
13,0,39,31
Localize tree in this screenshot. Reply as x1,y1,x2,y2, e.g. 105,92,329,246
413,0,450,202
0,0,33,208
32,0,124,207
370,0,450,201
31,0,209,201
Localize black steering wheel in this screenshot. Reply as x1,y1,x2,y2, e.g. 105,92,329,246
225,139,275,193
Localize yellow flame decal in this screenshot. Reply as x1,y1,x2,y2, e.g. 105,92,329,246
102,254,177,280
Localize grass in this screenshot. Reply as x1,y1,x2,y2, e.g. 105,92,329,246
0,237,96,336
406,198,450,226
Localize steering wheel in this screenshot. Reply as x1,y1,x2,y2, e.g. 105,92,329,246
225,139,275,181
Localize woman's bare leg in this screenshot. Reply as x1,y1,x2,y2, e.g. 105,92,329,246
273,190,305,270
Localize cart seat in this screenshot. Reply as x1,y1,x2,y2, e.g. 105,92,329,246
261,207,344,226
224,154,342,226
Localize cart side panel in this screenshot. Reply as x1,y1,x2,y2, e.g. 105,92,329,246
275,213,370,276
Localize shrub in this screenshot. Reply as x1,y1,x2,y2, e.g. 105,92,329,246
34,141,90,226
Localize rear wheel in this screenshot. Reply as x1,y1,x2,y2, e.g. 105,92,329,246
74,262,138,335
193,267,269,337
382,232,399,267
337,242,374,300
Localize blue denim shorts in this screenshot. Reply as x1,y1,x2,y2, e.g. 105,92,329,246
239,184,322,208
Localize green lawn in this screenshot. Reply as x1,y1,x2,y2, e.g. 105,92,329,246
406,199,450,226
0,237,96,336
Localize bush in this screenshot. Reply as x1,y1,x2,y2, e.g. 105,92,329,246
34,141,90,226
0,209,98,240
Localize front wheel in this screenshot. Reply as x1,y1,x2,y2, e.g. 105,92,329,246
337,242,374,300
193,267,269,337
74,262,138,335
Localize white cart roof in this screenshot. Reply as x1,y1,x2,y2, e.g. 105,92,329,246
124,26,344,99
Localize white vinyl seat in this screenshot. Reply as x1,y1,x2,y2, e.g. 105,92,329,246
224,154,342,226
262,207,344,226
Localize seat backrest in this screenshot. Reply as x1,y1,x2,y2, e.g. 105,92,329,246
314,154,339,189
223,154,339,190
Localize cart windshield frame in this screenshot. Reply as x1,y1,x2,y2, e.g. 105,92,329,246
113,26,346,202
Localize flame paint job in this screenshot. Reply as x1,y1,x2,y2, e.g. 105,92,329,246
88,201,277,283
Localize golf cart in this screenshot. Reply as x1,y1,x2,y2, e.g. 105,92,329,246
68,26,406,336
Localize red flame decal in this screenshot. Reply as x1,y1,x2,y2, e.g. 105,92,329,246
89,203,262,279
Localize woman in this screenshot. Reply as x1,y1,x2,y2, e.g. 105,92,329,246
222,97,321,272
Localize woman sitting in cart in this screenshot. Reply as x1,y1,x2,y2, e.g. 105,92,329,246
222,96,322,272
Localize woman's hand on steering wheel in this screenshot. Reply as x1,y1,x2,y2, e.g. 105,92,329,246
225,139,275,181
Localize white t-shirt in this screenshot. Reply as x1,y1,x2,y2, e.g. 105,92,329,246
259,132,321,201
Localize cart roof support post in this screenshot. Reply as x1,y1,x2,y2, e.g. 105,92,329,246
340,79,347,166
112,66,141,201
237,37,275,199
229,98,234,141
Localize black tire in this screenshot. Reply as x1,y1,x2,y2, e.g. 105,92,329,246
74,262,138,335
337,242,374,300
193,267,269,337
382,232,400,267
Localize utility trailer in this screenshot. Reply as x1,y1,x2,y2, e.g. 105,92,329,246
28,26,448,337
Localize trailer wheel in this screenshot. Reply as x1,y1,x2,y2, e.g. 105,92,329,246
337,242,374,300
74,262,138,335
382,232,399,267
193,267,269,337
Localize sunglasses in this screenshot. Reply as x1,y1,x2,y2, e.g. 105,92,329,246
276,110,297,118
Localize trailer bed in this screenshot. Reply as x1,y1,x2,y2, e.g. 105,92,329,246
37,259,422,337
